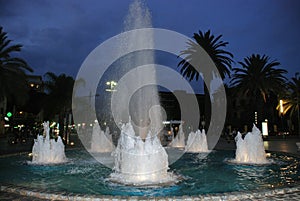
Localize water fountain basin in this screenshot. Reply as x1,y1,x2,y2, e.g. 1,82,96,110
1,149,300,199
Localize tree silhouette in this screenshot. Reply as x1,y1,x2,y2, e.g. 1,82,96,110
0,27,33,107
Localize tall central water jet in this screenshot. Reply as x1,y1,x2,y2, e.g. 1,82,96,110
110,0,176,185
124,0,162,136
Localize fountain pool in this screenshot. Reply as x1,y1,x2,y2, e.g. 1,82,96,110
0,149,300,198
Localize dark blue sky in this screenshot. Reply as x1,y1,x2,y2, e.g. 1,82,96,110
1,0,300,82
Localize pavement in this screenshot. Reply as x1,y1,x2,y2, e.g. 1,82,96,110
0,134,300,200
215,136,300,154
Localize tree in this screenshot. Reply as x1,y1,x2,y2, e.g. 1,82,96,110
178,30,233,81
43,72,74,139
231,54,287,102
0,27,33,106
277,73,300,135
177,30,233,129
231,54,287,127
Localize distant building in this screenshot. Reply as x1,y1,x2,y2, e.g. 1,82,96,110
12,75,46,126
226,88,281,135
159,90,205,129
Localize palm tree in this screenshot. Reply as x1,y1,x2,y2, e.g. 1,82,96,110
178,30,233,81
231,54,287,102
231,54,287,127
277,74,300,135
177,30,234,129
0,27,33,106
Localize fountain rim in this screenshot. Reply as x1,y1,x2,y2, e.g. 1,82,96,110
1,183,300,200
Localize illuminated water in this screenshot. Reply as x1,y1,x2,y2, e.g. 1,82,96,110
110,122,176,185
30,122,67,164
170,124,185,148
109,0,172,185
0,149,299,196
232,124,269,164
90,122,114,153
186,129,210,153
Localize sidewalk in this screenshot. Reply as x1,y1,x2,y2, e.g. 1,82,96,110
215,136,300,155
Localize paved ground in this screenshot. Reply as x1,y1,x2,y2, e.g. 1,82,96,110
215,136,300,154
0,134,300,200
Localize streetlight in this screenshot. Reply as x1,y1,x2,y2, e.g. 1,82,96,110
106,81,117,92
279,99,285,133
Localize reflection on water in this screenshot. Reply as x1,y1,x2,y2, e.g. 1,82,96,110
264,141,297,153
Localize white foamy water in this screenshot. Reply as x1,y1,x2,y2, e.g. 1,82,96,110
90,122,114,152
170,124,185,148
109,0,177,185
31,121,67,164
110,121,177,185
186,129,210,153
232,124,269,164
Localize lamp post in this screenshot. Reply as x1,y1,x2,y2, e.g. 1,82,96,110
106,81,117,92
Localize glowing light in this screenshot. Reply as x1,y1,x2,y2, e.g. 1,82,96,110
279,99,284,113
106,81,118,92
6,112,12,118
50,122,56,128
254,111,258,124
262,121,268,136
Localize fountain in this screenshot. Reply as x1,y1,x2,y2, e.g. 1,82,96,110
186,129,210,153
170,124,185,148
90,122,114,152
108,0,177,185
110,121,176,185
2,0,299,199
31,121,67,164
232,124,269,164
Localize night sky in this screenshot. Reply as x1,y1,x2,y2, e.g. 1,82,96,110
1,0,300,83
